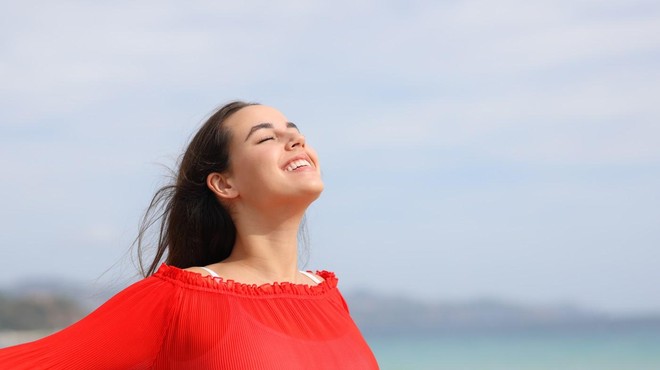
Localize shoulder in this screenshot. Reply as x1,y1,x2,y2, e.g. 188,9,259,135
185,266,216,277
152,264,220,288
108,270,181,304
314,270,336,282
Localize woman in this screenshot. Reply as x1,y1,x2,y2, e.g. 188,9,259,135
0,101,379,369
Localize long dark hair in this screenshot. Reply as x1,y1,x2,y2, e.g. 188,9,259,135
136,101,258,276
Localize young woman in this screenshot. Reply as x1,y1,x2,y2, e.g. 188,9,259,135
0,101,379,369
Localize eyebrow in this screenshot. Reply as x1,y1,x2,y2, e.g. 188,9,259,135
244,122,299,141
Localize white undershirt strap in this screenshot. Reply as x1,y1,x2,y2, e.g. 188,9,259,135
199,266,321,285
299,270,322,285
199,266,220,278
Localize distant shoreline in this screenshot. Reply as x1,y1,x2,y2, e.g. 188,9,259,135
2,278,659,341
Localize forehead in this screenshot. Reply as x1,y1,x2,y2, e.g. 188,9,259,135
224,105,289,135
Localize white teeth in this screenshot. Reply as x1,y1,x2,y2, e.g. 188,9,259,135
285,159,311,171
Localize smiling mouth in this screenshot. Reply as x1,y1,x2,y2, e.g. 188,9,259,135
284,159,312,172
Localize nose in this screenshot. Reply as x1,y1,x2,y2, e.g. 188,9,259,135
286,132,306,150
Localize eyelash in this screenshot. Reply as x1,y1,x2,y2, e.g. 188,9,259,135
257,136,275,144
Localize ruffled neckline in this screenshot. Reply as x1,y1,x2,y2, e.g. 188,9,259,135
155,263,338,297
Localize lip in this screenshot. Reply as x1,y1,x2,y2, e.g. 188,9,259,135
282,154,315,171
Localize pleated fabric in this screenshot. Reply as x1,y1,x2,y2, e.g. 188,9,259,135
0,264,379,369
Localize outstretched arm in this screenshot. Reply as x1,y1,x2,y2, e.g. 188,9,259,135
0,275,180,370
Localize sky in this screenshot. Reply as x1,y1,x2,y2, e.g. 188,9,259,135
1,0,659,315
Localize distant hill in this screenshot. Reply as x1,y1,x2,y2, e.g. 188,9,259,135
2,278,659,335
0,293,84,331
0,277,122,331
344,290,660,335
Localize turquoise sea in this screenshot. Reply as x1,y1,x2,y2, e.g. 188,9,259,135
366,327,660,370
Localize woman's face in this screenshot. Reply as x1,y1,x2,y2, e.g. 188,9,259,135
220,105,323,208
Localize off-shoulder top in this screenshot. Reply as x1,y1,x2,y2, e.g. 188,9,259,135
0,264,379,369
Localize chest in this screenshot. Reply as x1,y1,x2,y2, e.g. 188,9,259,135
153,293,379,369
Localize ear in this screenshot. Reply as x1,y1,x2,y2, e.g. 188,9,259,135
207,172,239,200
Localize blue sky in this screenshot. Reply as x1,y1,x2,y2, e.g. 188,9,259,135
1,0,659,314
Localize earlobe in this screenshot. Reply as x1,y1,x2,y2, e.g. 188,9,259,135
207,172,239,199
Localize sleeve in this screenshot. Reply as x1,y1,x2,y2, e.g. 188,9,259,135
0,275,180,370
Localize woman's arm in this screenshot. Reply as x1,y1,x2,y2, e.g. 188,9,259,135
0,275,180,370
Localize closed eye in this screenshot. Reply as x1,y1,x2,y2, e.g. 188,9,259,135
257,136,275,144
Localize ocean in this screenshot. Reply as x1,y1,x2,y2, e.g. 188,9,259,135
3,327,659,369
366,326,660,370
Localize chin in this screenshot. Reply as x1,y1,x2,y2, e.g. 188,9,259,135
298,181,324,204
304,182,324,198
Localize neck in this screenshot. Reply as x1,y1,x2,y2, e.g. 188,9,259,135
224,203,306,282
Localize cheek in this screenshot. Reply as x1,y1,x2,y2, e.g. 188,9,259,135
232,151,278,185
308,148,321,168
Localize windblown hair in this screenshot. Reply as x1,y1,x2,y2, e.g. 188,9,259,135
136,101,258,276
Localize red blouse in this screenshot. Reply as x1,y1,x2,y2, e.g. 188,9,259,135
0,264,379,369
